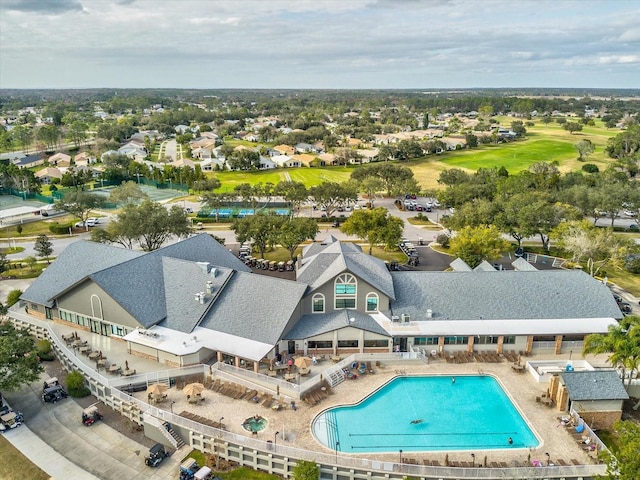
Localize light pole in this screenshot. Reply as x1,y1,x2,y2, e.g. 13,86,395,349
219,416,224,429
170,401,175,414
545,452,550,466
274,431,279,447
335,441,340,464
471,453,475,467
399,449,403,465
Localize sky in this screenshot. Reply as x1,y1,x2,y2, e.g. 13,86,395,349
0,0,639,90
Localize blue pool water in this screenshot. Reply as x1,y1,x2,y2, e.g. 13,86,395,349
312,375,539,453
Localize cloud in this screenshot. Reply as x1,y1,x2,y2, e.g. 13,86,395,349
0,0,85,15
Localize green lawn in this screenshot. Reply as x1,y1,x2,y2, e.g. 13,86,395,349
213,167,353,192
0,435,50,480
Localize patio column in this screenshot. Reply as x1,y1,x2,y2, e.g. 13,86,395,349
234,356,240,368
496,336,504,354
554,335,563,354
253,361,259,374
525,335,534,355
467,336,474,353
333,331,338,355
217,351,223,363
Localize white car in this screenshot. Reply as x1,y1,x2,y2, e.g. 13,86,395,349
623,210,637,217
433,199,441,207
353,204,361,210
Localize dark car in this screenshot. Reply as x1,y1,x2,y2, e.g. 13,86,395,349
145,443,169,467
42,385,68,403
514,247,525,257
619,302,632,315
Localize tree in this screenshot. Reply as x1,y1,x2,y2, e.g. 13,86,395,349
232,214,283,258
0,321,43,391
10,125,33,153
309,181,357,218
340,208,404,255
95,200,192,251
57,191,106,227
66,370,90,397
108,181,149,206
550,221,633,276
448,225,510,268
275,181,308,217
600,420,640,480
605,125,640,160
202,192,231,222
583,316,640,391
563,122,583,134
60,168,93,190
350,163,418,196
292,460,320,480
25,256,37,272
278,218,319,260
67,121,89,148
34,234,53,264
37,124,61,151
510,121,527,136
574,139,595,161
357,177,384,207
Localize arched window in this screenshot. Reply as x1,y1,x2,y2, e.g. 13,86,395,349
312,294,325,313
335,273,356,309
366,293,379,312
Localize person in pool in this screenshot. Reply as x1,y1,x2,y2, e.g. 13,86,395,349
410,419,424,424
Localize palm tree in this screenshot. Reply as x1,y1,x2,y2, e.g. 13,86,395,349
583,316,640,390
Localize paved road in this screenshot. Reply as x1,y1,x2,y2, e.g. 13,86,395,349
3,377,180,480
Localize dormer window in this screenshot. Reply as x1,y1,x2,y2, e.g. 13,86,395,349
335,273,356,309
312,294,325,313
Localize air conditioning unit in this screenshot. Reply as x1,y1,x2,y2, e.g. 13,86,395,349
391,315,400,322
401,314,410,323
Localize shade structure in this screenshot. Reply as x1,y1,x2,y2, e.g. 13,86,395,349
294,356,313,369
183,382,205,397
147,383,169,395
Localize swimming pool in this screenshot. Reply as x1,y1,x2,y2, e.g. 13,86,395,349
312,375,539,453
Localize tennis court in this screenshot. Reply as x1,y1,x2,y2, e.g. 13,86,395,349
0,194,46,209
91,185,187,204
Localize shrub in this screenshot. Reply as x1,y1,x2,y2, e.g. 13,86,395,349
36,339,55,361
582,163,599,173
49,222,74,235
625,256,640,274
293,460,320,480
7,289,22,306
66,370,91,397
436,234,450,248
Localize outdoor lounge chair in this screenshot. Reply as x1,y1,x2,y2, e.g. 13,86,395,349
261,394,273,408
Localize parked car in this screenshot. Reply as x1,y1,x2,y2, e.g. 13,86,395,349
145,443,170,467
623,210,637,217
514,247,525,257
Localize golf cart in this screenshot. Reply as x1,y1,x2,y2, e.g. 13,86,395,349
145,443,169,467
179,458,199,480
82,405,103,426
42,384,68,403
0,410,24,432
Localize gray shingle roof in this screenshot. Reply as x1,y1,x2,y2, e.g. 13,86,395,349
561,370,629,401
297,240,395,299
152,233,251,272
198,272,308,345
20,241,143,307
285,309,390,339
388,270,623,322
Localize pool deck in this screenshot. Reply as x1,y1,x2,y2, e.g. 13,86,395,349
137,354,607,467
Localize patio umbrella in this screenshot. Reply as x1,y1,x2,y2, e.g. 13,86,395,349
183,382,205,397
294,356,313,369
147,383,169,395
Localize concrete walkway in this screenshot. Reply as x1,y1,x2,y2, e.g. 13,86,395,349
3,378,182,480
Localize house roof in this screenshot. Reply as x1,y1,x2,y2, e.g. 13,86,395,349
388,270,623,324
285,309,390,340
561,370,629,401
198,271,308,356
35,167,63,179
20,241,143,307
297,240,395,300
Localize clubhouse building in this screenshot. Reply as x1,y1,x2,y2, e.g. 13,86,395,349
20,234,622,371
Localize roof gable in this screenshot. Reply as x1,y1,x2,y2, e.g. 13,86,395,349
21,241,143,307
285,309,390,339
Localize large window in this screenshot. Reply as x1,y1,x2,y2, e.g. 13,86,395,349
338,339,358,348
366,293,379,312
414,337,439,346
312,294,325,313
364,339,388,348
444,336,468,345
308,341,332,349
335,273,357,309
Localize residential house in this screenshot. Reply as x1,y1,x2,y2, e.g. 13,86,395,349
48,152,72,166
272,144,296,156
171,158,196,169
11,154,45,169
294,142,318,154
316,153,336,166
258,155,276,170
271,155,300,168
292,153,316,167
74,152,97,166
101,150,120,162
35,167,63,185
356,148,379,163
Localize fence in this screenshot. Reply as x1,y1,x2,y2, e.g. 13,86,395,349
7,306,606,480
